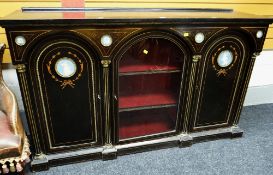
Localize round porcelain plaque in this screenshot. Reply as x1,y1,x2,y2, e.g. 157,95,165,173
217,50,233,68
195,32,205,43
15,36,26,46
55,57,77,78
256,30,263,39
101,35,113,47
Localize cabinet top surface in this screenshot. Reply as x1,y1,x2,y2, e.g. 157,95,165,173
1,8,273,27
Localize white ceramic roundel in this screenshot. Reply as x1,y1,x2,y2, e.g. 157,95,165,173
195,32,205,43
217,50,233,68
15,36,26,46
256,30,263,39
55,57,77,78
101,34,113,47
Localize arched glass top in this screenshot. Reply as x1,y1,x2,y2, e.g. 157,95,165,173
119,38,184,74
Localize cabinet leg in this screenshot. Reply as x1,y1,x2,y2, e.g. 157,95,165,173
179,134,193,147
102,145,118,160
31,154,49,172
231,126,244,138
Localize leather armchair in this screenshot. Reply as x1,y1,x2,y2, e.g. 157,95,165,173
0,44,30,174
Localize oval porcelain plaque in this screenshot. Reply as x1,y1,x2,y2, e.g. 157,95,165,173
55,57,77,78
217,50,233,68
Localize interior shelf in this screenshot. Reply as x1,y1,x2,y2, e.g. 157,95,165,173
119,69,181,76
119,104,176,112
119,107,177,140
119,63,181,75
119,90,177,110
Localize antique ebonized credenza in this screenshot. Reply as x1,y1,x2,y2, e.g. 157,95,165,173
0,8,272,171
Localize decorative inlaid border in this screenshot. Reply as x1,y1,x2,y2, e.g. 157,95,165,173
212,45,238,77
46,51,84,89
34,42,98,149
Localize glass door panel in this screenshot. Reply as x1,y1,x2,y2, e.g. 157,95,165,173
119,107,177,139
118,37,185,140
119,73,180,110
119,38,183,74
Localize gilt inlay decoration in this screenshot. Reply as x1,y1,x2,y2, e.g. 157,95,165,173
46,51,84,89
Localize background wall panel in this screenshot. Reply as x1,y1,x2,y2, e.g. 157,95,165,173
3,49,11,63
0,2,60,17
264,39,273,50
2,2,273,16
0,0,273,62
0,35,8,50
2,0,273,3
267,28,273,38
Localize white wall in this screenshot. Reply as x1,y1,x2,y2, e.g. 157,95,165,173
244,50,273,106
2,50,273,110
249,51,273,87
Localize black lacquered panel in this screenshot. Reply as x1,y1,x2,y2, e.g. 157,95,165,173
32,39,100,151
193,35,248,130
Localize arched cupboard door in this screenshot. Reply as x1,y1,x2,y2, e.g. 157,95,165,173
27,34,102,153
191,33,250,131
112,31,192,143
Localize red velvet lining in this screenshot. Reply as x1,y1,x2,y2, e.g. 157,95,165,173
118,38,184,139
119,38,184,73
119,107,177,139
118,73,181,139
119,73,180,109
119,90,176,109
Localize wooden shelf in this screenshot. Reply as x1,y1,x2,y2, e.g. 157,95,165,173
119,104,176,112
119,107,177,140
119,90,178,110
119,63,180,74
119,69,181,76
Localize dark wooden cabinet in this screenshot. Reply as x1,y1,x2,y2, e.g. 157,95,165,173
0,8,272,171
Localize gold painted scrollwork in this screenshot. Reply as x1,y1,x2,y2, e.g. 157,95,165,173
46,51,84,89
212,45,238,77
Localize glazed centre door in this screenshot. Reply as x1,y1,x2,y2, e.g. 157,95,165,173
115,32,190,142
